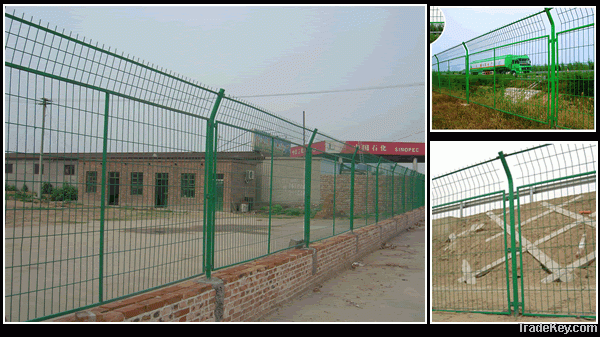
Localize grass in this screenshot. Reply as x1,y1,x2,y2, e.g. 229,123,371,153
430,23,444,43
432,72,595,129
431,91,549,129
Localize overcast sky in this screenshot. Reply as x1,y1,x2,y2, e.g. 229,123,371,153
430,7,547,55
5,5,426,143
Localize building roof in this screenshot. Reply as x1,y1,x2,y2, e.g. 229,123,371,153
5,151,266,161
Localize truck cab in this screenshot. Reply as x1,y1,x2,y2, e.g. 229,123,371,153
510,57,531,75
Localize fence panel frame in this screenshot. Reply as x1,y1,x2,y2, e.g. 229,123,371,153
431,7,595,129
4,10,425,321
433,143,596,319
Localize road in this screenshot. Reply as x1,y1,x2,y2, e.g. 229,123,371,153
258,219,426,322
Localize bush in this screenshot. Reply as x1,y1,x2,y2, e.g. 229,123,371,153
21,184,29,192
271,204,283,215
51,184,78,201
41,182,54,195
284,208,303,216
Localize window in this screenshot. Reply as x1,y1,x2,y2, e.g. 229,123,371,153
34,163,44,175
6,163,13,174
181,173,195,198
131,172,143,195
86,171,97,193
64,164,75,175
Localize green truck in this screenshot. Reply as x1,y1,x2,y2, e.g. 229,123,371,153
469,54,532,76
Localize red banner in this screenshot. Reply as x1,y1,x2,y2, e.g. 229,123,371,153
345,141,425,156
290,141,424,157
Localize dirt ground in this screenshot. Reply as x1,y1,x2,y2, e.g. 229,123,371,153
432,191,596,319
432,311,596,323
258,219,426,322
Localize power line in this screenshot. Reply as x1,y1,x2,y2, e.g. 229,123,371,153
393,130,425,141
236,82,425,98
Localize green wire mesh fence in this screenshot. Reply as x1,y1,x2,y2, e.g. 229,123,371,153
429,6,445,43
4,11,425,322
432,143,596,318
432,7,594,129
429,7,445,32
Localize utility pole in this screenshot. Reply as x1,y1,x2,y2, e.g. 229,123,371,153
303,111,305,145
37,98,52,199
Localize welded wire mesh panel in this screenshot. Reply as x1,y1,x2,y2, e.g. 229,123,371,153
554,8,595,129
510,144,596,317
4,81,210,322
5,73,108,322
432,192,513,314
217,95,308,148
4,11,219,117
210,124,307,269
432,157,512,314
432,44,468,100
433,143,597,318
464,9,550,125
5,11,212,322
98,98,208,301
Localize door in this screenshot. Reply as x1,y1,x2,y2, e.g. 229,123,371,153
155,173,168,207
108,172,120,205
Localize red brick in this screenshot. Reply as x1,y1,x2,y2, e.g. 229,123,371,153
173,307,190,318
96,311,125,322
138,297,167,311
114,303,145,319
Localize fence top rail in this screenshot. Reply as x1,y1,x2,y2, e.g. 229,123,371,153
4,9,346,152
463,8,549,47
433,7,595,62
433,144,552,181
5,11,220,116
554,7,595,31
433,8,550,62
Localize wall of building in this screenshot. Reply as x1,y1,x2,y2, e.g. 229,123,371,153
255,157,322,208
49,207,424,322
319,173,404,216
5,157,79,193
77,158,259,211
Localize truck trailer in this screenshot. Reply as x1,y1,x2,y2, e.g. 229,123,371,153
469,54,532,76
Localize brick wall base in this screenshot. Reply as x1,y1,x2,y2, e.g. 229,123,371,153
50,207,425,322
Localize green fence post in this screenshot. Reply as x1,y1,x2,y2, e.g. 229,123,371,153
349,146,359,231
304,129,318,247
498,151,520,316
545,8,558,129
333,158,338,235
267,137,274,254
493,48,497,108
462,42,470,104
98,92,110,303
204,88,225,279
375,157,382,223
391,163,397,217
434,55,441,93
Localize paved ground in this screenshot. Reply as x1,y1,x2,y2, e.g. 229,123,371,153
258,220,426,322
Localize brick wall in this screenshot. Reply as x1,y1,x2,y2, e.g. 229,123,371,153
49,207,424,322
77,158,258,211
319,174,404,215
